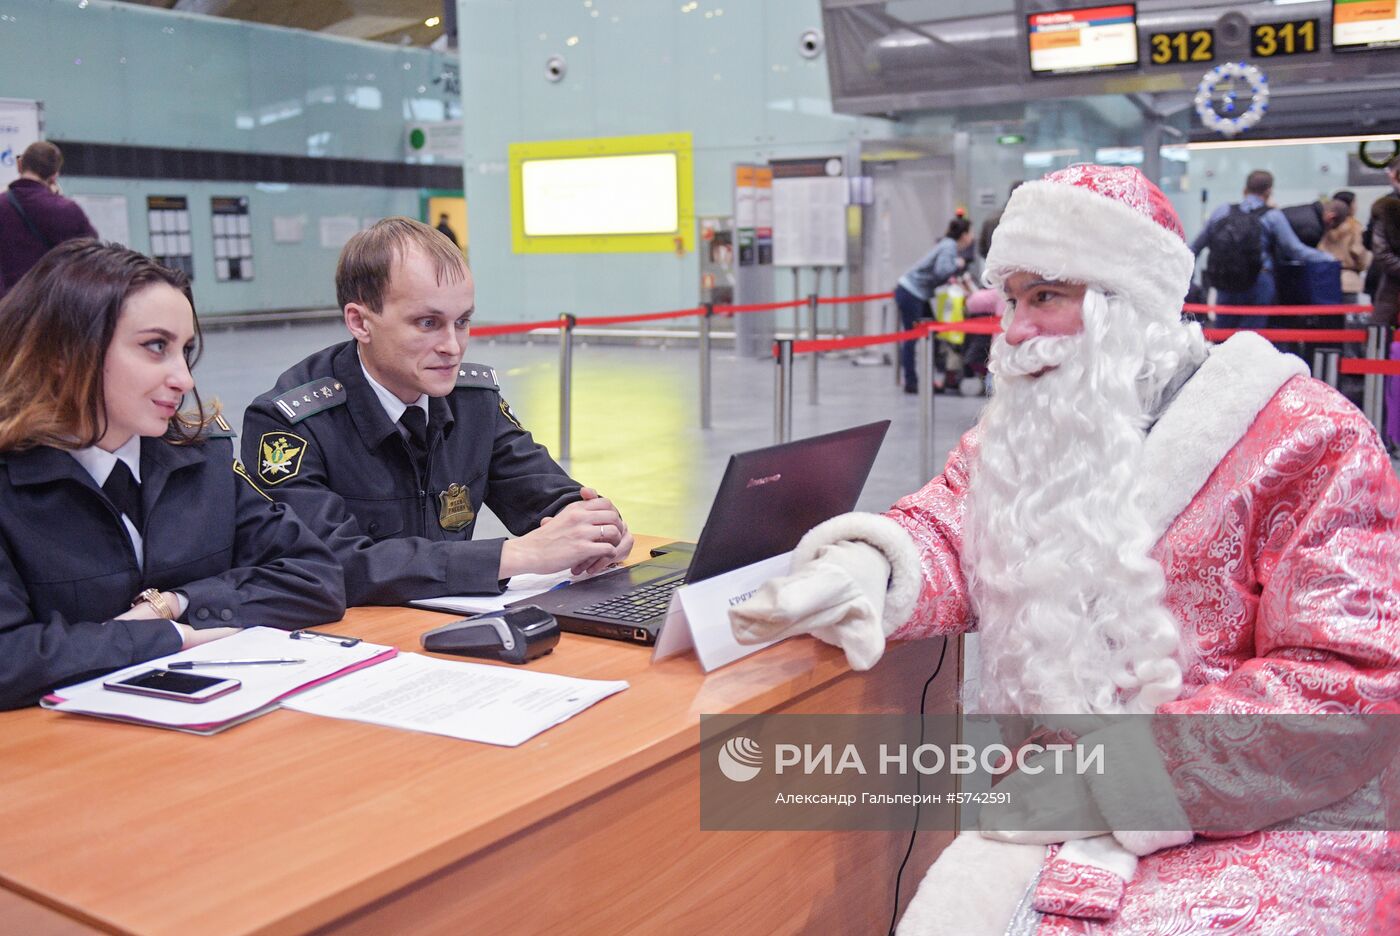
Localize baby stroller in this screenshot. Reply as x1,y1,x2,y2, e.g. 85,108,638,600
951,287,1003,396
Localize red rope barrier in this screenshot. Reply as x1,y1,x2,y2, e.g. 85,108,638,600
1339,358,1400,377
815,291,895,306
716,298,810,315
787,325,931,355
1201,328,1368,343
928,318,1001,335
472,318,564,337
1184,303,1371,317
573,307,702,328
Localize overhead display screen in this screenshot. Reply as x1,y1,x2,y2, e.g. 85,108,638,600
1028,4,1139,76
1332,0,1400,51
520,152,679,237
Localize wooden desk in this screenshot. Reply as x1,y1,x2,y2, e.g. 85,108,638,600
0,537,959,935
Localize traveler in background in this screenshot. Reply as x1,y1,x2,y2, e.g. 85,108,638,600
435,212,459,249
1369,195,1400,329
977,181,1023,261
0,241,345,709
1280,196,1338,248
1319,196,1370,304
894,217,973,395
1363,156,1400,306
0,142,97,297
1189,169,1332,330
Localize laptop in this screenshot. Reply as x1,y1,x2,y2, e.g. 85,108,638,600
513,420,890,644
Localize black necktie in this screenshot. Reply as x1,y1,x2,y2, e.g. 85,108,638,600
102,460,143,529
399,407,428,465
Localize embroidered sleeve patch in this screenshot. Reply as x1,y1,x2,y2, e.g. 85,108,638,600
257,431,307,486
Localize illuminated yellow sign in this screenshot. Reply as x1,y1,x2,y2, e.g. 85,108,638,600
1148,29,1214,64
1252,18,1320,57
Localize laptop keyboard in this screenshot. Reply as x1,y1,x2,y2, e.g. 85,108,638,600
577,577,684,622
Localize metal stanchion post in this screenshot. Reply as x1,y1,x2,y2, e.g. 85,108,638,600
807,292,819,404
774,339,794,444
1364,325,1392,431
1363,325,1380,428
1323,350,1340,389
920,329,934,481
699,302,713,430
558,314,575,461
791,268,801,337
1311,349,1325,381
890,303,901,387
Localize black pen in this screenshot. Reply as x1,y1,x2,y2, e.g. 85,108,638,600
168,658,305,669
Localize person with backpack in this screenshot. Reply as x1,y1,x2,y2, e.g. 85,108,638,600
1190,170,1332,330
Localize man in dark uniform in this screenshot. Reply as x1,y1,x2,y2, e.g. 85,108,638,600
242,218,630,607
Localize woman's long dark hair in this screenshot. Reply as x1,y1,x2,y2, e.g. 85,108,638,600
0,239,211,452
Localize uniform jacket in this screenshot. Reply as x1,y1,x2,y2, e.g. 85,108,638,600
883,334,1400,934
0,179,98,296
0,432,345,710
241,341,581,606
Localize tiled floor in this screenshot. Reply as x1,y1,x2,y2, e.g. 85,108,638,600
199,321,1399,541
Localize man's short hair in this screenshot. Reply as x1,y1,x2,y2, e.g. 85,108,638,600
1244,170,1273,196
335,217,467,313
946,217,972,239
19,141,62,180
1333,190,1356,207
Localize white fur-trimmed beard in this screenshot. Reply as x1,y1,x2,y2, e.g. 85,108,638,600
963,289,1201,716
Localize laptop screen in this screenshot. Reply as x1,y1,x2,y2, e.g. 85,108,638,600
686,420,890,583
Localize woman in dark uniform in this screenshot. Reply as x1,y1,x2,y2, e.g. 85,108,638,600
0,240,345,709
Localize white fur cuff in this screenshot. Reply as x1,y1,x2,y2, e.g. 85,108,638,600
794,512,921,635
896,832,1046,936
1082,721,1193,857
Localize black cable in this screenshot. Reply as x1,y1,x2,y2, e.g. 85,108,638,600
887,636,949,936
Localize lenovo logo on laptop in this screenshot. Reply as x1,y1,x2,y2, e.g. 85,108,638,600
746,474,782,489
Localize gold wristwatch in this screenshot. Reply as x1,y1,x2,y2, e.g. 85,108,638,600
133,588,175,620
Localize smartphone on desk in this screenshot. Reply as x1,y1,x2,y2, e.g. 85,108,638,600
102,669,241,703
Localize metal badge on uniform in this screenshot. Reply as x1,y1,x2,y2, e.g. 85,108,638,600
257,431,306,486
438,483,475,531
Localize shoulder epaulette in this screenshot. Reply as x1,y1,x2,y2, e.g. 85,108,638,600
272,378,347,424
455,363,500,391
203,413,237,439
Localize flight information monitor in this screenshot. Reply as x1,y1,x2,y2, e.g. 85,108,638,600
1028,4,1139,76
1332,0,1400,51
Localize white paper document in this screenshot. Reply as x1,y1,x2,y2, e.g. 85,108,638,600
283,653,628,747
45,627,395,733
652,551,791,671
410,569,579,616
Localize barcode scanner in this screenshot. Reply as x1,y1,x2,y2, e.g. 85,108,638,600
420,606,560,664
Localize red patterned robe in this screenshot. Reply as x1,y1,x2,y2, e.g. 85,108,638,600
887,335,1400,934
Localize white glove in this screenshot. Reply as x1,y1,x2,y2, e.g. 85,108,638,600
978,751,1107,845
729,540,892,670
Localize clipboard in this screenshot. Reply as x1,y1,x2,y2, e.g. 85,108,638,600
42,627,397,734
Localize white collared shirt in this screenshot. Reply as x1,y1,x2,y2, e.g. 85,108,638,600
358,351,429,438
69,436,188,627
70,435,145,564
